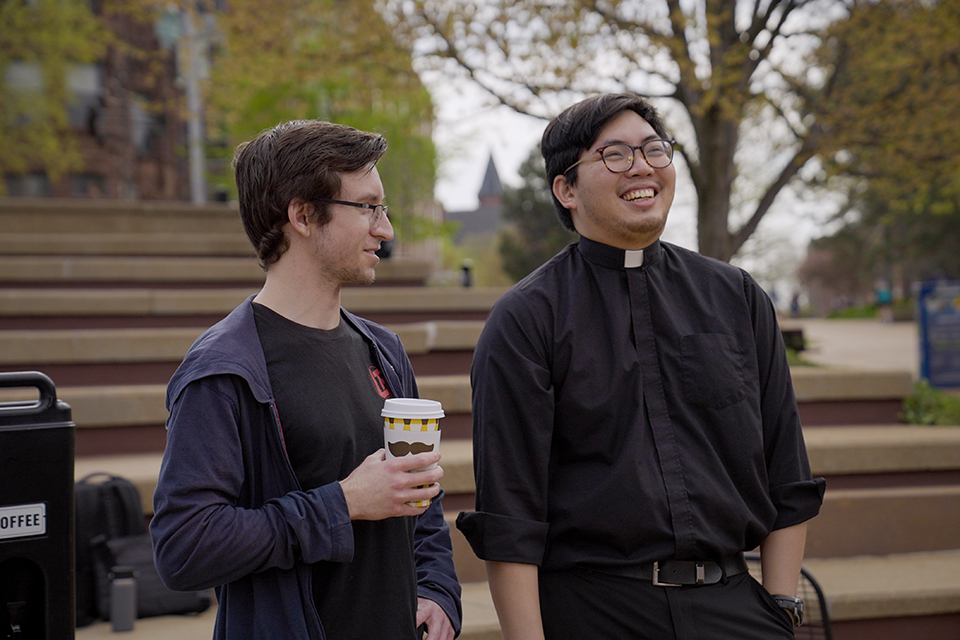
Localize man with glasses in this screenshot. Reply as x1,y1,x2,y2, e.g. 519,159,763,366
458,93,824,639
152,120,461,640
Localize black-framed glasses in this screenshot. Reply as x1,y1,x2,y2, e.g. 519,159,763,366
317,198,388,227
563,139,676,175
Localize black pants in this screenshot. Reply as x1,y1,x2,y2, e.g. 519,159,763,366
539,568,795,640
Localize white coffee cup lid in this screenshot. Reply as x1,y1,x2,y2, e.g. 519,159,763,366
381,398,444,419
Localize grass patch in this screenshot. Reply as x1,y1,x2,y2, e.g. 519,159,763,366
826,304,878,319
786,348,818,367
901,379,960,425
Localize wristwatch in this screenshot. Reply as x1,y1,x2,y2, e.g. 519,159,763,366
772,595,804,627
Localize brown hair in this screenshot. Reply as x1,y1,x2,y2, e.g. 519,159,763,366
232,120,387,268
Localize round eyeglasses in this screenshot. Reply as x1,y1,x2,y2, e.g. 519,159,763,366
563,139,676,175
317,198,388,227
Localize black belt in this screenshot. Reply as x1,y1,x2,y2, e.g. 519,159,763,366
593,553,748,587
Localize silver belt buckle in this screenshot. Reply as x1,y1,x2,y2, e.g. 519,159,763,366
652,561,682,587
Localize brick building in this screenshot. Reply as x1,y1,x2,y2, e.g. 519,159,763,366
4,6,191,200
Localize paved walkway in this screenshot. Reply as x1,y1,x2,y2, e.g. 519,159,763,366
785,317,919,377
75,607,217,639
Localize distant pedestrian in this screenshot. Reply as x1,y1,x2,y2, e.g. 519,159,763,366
876,278,894,323
790,291,801,317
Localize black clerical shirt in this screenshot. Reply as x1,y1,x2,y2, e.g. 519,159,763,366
457,237,825,571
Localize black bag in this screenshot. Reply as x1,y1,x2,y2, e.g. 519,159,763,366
75,473,147,626
92,534,211,619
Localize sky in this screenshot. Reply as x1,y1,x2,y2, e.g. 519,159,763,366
430,78,713,254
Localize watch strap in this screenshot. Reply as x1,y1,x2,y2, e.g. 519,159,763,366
772,595,804,627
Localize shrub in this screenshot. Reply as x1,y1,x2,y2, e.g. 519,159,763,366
900,380,960,425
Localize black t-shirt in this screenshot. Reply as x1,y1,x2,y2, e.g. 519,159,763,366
253,303,418,640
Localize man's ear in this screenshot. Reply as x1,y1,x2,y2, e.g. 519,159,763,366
553,174,578,212
287,198,314,238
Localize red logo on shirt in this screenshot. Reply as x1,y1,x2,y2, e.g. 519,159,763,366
369,366,393,399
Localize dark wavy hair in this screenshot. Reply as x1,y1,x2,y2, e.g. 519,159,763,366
540,93,669,231
232,120,387,268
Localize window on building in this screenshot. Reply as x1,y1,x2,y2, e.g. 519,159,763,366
66,63,103,132
68,173,106,198
5,173,51,197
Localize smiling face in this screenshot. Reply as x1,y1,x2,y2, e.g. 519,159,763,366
552,110,676,250
311,163,393,287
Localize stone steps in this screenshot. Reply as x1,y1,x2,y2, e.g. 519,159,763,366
71,549,960,640
2,375,471,456
73,424,960,570
0,321,484,383
0,317,913,419
0,255,263,286
73,581,505,640
791,367,914,426
0,197,247,257
804,550,960,639
71,429,960,639
5,196,957,637
2,371,921,456
0,286,504,329
0,255,434,288
73,424,960,509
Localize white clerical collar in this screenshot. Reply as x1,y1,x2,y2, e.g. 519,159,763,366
624,249,644,268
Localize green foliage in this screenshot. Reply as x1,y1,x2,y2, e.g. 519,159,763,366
206,0,442,245
814,0,960,212
497,148,575,282
825,304,878,320
800,0,960,297
901,380,960,426
0,0,109,189
785,348,817,368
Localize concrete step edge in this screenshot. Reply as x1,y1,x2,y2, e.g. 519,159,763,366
75,432,960,520
0,255,263,282
0,233,253,256
0,255,431,284
73,440,477,516
804,424,960,474
0,286,506,316
791,367,914,401
460,550,960,628
0,378,472,428
804,549,960,621
0,322,485,365
69,550,960,640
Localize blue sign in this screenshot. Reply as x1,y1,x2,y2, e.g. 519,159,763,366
918,279,960,388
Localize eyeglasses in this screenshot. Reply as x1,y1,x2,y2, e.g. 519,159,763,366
317,198,388,227
563,139,676,175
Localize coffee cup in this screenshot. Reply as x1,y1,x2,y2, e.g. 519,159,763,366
381,398,444,507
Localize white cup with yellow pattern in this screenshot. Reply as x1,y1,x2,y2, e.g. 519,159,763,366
382,398,444,507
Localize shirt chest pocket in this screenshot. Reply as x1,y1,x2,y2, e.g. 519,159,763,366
680,333,747,409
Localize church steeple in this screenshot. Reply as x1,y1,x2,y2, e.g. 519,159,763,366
478,154,503,206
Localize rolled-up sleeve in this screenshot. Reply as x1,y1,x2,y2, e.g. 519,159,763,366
745,272,826,530
770,479,827,529
457,293,555,565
